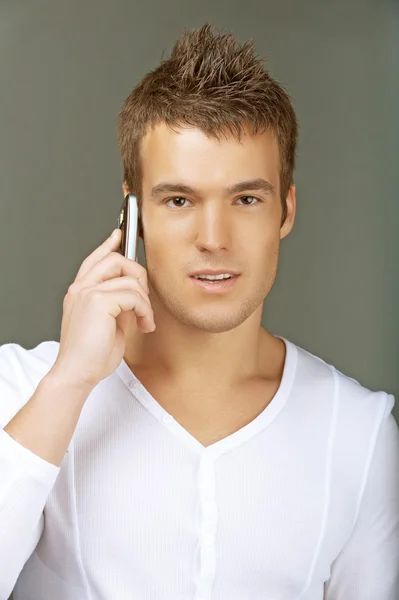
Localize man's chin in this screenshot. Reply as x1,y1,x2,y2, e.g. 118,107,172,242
168,306,253,334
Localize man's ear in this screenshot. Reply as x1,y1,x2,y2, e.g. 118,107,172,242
280,184,296,240
122,181,129,197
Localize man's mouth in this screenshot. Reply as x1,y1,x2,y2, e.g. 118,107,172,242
193,274,236,281
189,273,240,292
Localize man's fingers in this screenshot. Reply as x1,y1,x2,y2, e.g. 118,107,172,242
72,251,149,295
75,229,122,281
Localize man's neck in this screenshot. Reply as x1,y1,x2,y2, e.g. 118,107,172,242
123,311,282,392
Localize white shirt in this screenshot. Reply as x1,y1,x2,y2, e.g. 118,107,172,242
0,337,398,600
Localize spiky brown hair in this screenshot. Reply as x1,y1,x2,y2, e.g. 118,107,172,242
117,23,298,226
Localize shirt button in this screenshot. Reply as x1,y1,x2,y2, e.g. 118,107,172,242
163,415,174,424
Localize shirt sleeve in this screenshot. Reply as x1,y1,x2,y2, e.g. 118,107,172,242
324,393,399,600
0,342,61,600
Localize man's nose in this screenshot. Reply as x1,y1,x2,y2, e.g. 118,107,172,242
194,205,232,253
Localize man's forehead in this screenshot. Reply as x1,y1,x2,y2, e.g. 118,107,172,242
140,123,279,167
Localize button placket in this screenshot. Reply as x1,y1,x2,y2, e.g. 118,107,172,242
195,454,218,600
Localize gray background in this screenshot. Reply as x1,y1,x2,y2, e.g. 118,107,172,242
1,0,398,597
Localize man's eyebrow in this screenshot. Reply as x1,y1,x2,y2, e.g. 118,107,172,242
150,178,276,198
151,182,199,197
226,178,276,196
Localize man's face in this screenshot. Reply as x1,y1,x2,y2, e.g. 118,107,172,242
129,123,295,334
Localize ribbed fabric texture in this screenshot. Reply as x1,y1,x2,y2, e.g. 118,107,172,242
0,338,398,600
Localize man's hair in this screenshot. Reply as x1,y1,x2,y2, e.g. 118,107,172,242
117,23,298,226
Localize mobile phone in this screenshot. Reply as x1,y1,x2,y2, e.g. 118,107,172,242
117,193,139,261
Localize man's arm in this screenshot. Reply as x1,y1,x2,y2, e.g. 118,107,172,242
324,395,399,600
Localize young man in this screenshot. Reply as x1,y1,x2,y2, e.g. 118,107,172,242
0,24,398,600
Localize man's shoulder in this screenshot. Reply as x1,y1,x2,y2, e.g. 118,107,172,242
0,339,60,374
291,339,395,419
0,340,60,425
286,340,396,475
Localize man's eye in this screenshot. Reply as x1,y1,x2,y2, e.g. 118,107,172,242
165,197,190,208
236,196,259,205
